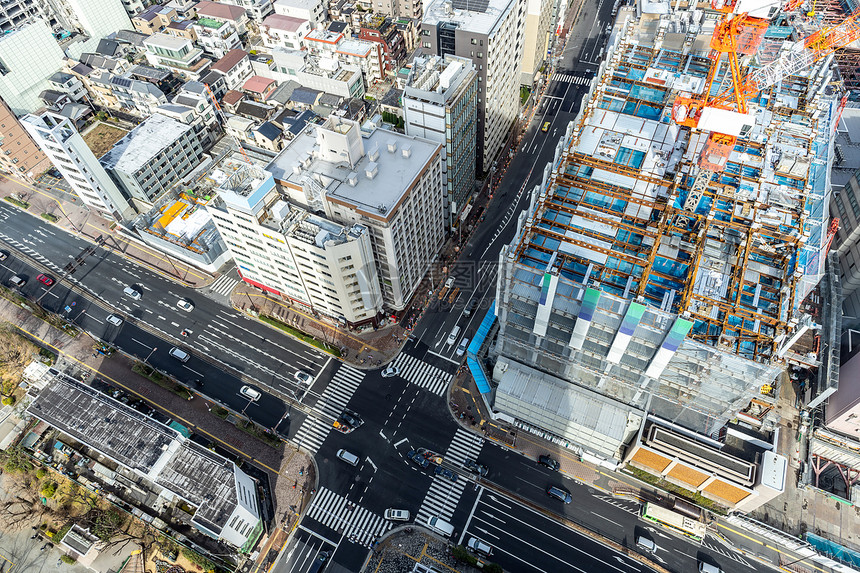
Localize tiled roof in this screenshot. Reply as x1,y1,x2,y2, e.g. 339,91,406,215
211,49,248,73
243,75,275,94
195,0,246,20
263,14,308,32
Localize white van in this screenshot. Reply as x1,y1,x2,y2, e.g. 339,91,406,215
425,515,454,538
336,449,360,466
636,535,657,553
446,325,461,346
8,275,25,287
384,508,410,521
698,562,722,573
123,286,142,300
168,347,189,363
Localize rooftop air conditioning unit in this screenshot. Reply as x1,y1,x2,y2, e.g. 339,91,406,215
401,144,412,158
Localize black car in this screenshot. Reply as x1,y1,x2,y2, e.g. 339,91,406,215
434,466,458,482
464,298,478,316
538,454,560,471
463,458,488,476
407,449,430,469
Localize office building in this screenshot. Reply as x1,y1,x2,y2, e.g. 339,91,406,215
421,0,526,173
22,111,134,221
482,13,837,497
0,97,51,182
520,0,554,84
404,54,477,228
0,21,65,115
207,165,384,324
100,114,205,208
267,117,444,310
27,375,261,548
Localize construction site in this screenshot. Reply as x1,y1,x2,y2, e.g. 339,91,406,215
483,0,847,511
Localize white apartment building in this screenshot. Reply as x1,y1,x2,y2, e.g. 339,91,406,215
260,14,311,50
207,166,384,324
193,17,242,58
22,112,134,221
404,54,477,228
304,29,385,86
144,33,211,79
220,0,273,20
268,117,445,310
260,48,364,99
421,0,526,172
62,0,134,59
211,49,254,89
520,0,554,84
273,0,325,27
0,21,65,115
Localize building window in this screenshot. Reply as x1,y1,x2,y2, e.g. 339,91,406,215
471,38,476,44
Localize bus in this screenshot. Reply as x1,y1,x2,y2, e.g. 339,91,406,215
641,502,707,542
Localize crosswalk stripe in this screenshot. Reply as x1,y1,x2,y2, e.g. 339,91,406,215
415,428,485,522
209,274,239,296
391,354,453,397
305,487,391,547
292,365,365,453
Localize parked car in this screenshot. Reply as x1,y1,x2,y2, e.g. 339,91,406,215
0,250,8,261
36,274,54,286
463,458,488,477
538,454,560,471
434,466,458,482
407,449,430,469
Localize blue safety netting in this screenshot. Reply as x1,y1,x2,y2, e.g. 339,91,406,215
467,301,496,395
806,533,860,569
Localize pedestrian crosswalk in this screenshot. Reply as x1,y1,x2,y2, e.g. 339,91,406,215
305,487,390,547
208,274,239,297
292,365,364,453
390,353,453,397
551,72,592,85
415,428,485,523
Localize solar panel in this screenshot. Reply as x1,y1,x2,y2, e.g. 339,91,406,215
452,0,490,12
111,77,133,88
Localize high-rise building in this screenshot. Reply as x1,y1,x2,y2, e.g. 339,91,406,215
404,54,477,229
100,114,205,209
207,166,384,325
0,21,65,115
0,96,52,182
22,111,134,221
421,0,526,173
268,117,445,310
520,0,554,84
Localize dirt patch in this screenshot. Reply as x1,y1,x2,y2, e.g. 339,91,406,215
81,122,127,158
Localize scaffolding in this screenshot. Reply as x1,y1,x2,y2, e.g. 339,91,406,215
492,12,838,436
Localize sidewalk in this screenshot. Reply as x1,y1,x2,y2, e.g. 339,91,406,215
0,173,215,288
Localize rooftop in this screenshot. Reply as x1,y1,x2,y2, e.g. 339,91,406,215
267,118,440,220
195,0,247,20
243,74,276,93
423,0,520,36
100,114,192,174
211,48,249,73
263,13,308,32
305,29,345,45
144,32,193,51
338,39,374,57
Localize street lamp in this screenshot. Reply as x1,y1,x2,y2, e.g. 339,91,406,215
145,347,157,363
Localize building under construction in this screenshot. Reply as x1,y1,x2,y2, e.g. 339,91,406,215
486,7,841,479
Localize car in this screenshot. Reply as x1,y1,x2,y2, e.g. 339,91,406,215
176,299,194,311
407,449,430,469
434,466,458,482
36,274,54,286
8,275,25,288
542,121,551,132
546,485,572,503
466,537,493,556
636,535,657,554
384,508,410,521
123,286,142,300
240,385,261,401
294,370,313,385
446,325,461,346
463,458,488,477
333,410,364,433
444,277,455,289
463,298,478,316
381,365,399,378
106,314,123,327
168,346,190,363
0,250,7,261
456,337,470,357
538,454,560,471
336,449,360,466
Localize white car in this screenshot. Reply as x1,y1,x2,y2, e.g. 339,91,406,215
381,365,399,378
294,370,313,385
176,299,194,311
106,314,123,327
384,508,410,521
240,385,261,401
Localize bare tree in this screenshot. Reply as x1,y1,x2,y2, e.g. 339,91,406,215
0,323,38,396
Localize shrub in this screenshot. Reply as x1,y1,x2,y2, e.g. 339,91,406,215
451,545,477,566
484,563,504,573
181,548,217,571
2,396,15,406
36,468,47,479
40,213,59,223
60,555,76,565
40,482,58,498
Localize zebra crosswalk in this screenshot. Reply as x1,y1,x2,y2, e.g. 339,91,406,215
390,353,453,397
551,72,592,85
292,365,364,453
305,487,390,547
208,274,239,297
415,428,485,523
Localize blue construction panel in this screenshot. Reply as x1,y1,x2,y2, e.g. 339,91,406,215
468,357,492,394
467,301,496,395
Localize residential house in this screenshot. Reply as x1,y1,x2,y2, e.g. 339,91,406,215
210,49,252,90
304,29,384,86
273,0,325,26
242,75,277,101
132,5,179,34
80,53,130,75
260,14,311,50
48,72,88,102
200,69,228,100
221,89,245,111
194,17,242,58
357,15,405,73
165,19,199,41
252,121,282,150
289,86,321,109
257,48,364,99
165,0,198,19
89,72,169,116
218,0,273,21
194,0,249,33
235,100,273,121
144,33,211,79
